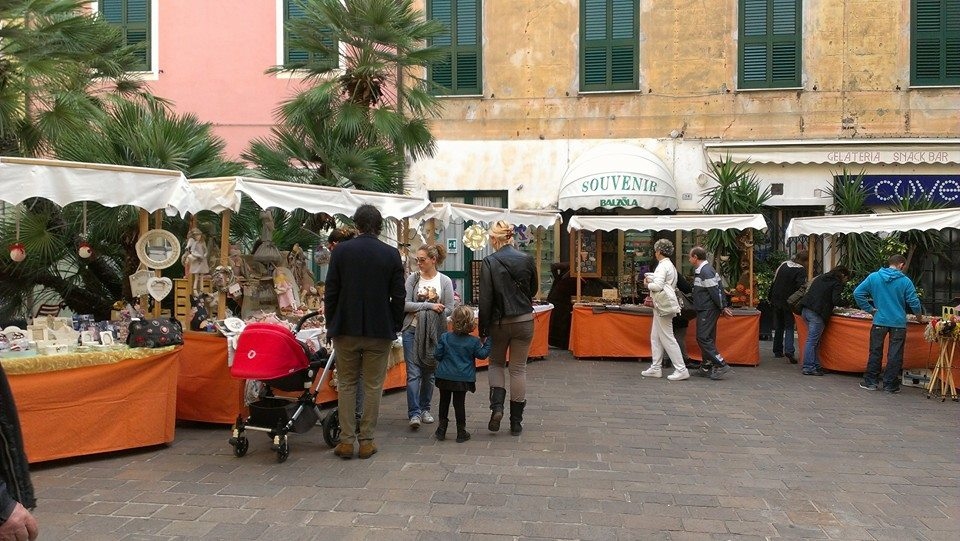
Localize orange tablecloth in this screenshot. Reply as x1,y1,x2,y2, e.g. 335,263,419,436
7,348,180,463
570,306,761,366
795,315,958,377
178,332,245,423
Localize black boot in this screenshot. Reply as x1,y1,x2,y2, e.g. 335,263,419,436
488,387,506,432
434,419,448,441
455,424,471,443
509,400,526,436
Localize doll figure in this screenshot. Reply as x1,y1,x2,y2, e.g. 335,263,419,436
287,243,315,294
182,227,210,293
273,267,299,314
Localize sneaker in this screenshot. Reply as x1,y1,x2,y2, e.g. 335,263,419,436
409,415,421,430
667,369,690,381
641,367,662,378
709,364,731,380
883,387,901,394
859,382,879,391
784,353,798,364
802,369,824,376
421,411,435,424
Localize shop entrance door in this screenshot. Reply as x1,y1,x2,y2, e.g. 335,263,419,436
428,191,508,305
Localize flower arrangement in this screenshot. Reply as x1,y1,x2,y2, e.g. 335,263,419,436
924,314,960,342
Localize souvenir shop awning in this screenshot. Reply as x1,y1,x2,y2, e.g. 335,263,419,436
420,202,561,229
186,177,431,220
784,208,960,238
558,143,678,211
0,157,191,215
568,214,768,233
704,138,960,165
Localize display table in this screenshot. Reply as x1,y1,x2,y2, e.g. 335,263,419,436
529,303,553,359
795,315,959,377
569,305,761,365
3,347,180,463
178,331,245,423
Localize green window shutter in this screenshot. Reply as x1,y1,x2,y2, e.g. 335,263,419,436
101,0,151,71
284,0,337,69
428,0,481,95
580,0,638,91
738,0,801,89
911,0,960,86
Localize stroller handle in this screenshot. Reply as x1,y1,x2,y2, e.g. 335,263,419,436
294,311,321,332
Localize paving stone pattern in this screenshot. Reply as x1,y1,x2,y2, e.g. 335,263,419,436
30,348,959,540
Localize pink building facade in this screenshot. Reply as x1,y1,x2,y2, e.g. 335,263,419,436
97,0,308,159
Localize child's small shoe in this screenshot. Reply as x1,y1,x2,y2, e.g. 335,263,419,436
434,419,448,441
456,425,471,443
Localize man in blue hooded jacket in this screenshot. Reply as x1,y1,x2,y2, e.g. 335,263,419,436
854,254,925,393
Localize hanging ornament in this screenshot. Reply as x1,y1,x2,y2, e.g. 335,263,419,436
462,224,488,251
9,242,25,263
77,202,92,258
9,207,24,262
78,238,93,259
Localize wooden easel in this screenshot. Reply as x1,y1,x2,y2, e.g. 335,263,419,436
926,306,958,402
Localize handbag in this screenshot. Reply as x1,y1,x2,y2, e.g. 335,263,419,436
677,291,697,321
126,318,184,348
787,285,807,315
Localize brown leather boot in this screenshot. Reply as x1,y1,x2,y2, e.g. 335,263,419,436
358,441,377,459
333,442,353,459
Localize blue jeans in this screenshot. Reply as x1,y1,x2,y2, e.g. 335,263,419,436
402,328,434,419
771,305,795,356
862,325,906,391
800,308,825,372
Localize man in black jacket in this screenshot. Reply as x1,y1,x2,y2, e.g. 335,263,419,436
767,250,808,363
798,266,850,376
688,247,733,380
0,364,38,540
324,204,405,460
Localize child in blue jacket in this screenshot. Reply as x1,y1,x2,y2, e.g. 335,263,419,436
434,306,491,442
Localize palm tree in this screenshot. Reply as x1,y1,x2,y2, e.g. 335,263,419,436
0,101,243,321
0,0,151,157
244,0,445,193
699,155,772,285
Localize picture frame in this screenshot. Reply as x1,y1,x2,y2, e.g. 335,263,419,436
570,230,601,278
135,229,181,270
446,238,459,254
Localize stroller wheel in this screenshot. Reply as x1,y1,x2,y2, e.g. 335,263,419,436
276,439,289,463
322,410,341,447
232,436,249,457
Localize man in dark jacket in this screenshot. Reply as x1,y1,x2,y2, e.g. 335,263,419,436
324,204,405,460
798,265,850,376
767,250,809,363
688,247,733,380
0,364,38,540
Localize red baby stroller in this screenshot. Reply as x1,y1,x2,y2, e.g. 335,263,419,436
228,312,341,462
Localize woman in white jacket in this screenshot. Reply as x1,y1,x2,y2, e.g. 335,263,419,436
642,239,689,381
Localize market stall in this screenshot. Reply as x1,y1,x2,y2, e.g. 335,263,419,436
178,177,433,417
793,313,952,374
566,214,768,363
570,305,761,364
785,208,960,377
2,347,180,463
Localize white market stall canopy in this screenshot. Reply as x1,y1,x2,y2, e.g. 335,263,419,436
785,208,960,238
558,143,678,212
422,202,561,229
186,177,431,220
568,214,768,233
0,157,191,215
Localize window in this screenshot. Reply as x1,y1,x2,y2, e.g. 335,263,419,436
911,0,960,86
100,0,151,71
738,0,802,89
283,0,337,69
428,0,482,95
580,0,638,92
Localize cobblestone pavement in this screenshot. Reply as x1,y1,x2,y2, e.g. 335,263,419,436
30,347,960,540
